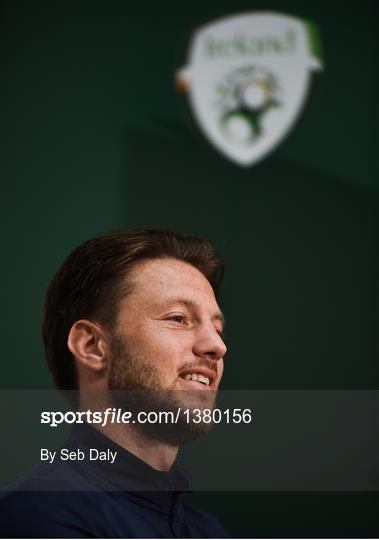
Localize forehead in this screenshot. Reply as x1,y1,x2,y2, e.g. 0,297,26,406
126,258,218,308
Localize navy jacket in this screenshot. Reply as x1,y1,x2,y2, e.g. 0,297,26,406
0,424,229,538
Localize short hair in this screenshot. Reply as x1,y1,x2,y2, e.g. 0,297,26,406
42,229,224,391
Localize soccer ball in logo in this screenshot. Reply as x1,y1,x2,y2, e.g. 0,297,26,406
216,65,282,144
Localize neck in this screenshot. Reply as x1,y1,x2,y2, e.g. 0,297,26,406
78,395,179,471
99,422,179,471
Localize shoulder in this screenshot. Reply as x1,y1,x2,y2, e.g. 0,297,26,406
182,502,231,538
0,490,99,538
0,463,106,538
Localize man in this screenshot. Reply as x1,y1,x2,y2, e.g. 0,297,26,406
0,229,230,538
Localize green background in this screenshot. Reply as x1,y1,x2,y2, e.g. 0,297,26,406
1,0,378,537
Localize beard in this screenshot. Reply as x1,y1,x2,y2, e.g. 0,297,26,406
107,332,217,445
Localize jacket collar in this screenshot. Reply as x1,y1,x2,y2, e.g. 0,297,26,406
66,423,190,515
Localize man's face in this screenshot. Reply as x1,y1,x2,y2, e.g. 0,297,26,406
107,258,227,441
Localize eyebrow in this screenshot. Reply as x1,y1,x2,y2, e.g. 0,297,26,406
163,298,225,329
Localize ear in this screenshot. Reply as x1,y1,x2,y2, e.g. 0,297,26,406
67,320,108,372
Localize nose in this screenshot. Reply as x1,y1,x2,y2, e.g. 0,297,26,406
192,323,227,361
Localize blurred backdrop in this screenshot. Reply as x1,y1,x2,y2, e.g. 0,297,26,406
1,1,377,537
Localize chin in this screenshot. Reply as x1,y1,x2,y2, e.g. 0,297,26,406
177,389,217,411
141,409,216,446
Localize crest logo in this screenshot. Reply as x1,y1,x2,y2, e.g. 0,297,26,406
177,13,323,166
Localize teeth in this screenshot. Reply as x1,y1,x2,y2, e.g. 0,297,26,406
183,373,210,385
197,374,210,386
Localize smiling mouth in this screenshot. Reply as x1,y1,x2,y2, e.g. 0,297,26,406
185,372,210,385
178,372,215,390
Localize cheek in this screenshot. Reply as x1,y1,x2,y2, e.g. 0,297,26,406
155,334,189,363
140,325,189,364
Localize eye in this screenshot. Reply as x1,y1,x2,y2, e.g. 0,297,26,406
167,315,187,324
